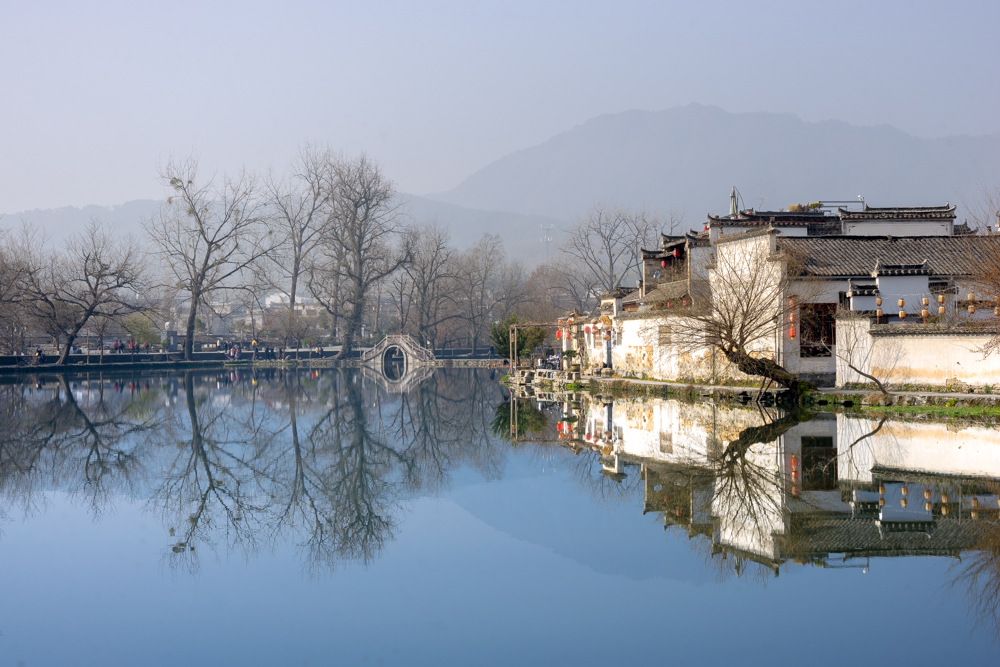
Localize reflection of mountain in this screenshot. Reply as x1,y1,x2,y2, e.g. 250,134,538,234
449,469,717,585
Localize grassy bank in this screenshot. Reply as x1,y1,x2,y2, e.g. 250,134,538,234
863,404,1000,417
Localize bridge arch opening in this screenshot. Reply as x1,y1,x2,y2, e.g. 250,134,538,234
381,345,407,381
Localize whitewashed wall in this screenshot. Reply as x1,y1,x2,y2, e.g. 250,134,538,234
836,317,1000,388
837,414,1000,483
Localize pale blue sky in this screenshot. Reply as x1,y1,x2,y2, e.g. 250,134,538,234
2,0,998,212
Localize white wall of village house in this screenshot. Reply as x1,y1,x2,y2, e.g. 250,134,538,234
837,415,1000,483
612,315,757,382
836,317,1000,388
874,275,931,313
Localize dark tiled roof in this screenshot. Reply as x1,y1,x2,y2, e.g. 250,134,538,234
778,515,984,559
869,322,1000,337
686,229,712,247
838,204,956,221
715,226,777,245
621,288,643,304
846,279,878,297
954,221,975,236
638,281,689,304
708,210,834,226
807,219,843,236
660,232,688,246
598,287,633,300
871,259,932,276
778,236,998,277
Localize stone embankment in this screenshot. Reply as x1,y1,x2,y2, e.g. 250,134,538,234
509,365,1000,410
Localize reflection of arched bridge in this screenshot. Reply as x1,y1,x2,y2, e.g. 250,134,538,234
360,334,435,385
360,364,436,394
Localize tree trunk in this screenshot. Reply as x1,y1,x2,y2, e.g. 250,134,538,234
287,255,300,349
184,298,199,361
335,297,364,359
721,347,811,395
57,330,80,365
57,311,96,365
844,361,890,395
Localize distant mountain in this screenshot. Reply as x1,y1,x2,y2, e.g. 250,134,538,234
398,195,564,264
1,199,162,243
1,196,563,265
426,104,1000,223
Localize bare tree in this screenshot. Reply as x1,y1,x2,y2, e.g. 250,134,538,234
672,231,811,394
146,157,273,360
547,256,602,314
312,154,409,358
267,145,333,346
390,223,458,345
17,220,147,364
561,203,662,293
454,234,507,355
0,225,28,354
964,182,1000,234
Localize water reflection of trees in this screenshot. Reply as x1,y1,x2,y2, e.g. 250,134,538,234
0,368,507,573
0,375,159,519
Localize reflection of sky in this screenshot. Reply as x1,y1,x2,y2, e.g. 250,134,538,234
2,373,1000,664
1,468,996,665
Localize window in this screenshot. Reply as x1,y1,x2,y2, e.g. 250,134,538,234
659,431,673,454
799,304,836,357
658,325,672,346
801,436,837,490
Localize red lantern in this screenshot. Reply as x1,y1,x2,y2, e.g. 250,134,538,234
789,326,796,339
672,249,680,258
660,260,667,268
585,326,591,334
666,301,672,308
556,422,563,431
682,298,689,306
556,330,562,339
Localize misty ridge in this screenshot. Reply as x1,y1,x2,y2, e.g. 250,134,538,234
8,104,1000,262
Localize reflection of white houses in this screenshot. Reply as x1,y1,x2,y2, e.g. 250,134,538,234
577,396,1000,571
573,201,1000,389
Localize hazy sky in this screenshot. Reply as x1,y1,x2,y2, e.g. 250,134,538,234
2,0,998,212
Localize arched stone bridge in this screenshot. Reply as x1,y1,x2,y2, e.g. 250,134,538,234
360,334,435,383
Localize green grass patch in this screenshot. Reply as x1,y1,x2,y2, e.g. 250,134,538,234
864,405,1000,417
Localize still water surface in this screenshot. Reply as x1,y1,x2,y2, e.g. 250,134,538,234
1,368,998,665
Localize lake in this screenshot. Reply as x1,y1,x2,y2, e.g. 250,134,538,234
0,368,997,665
